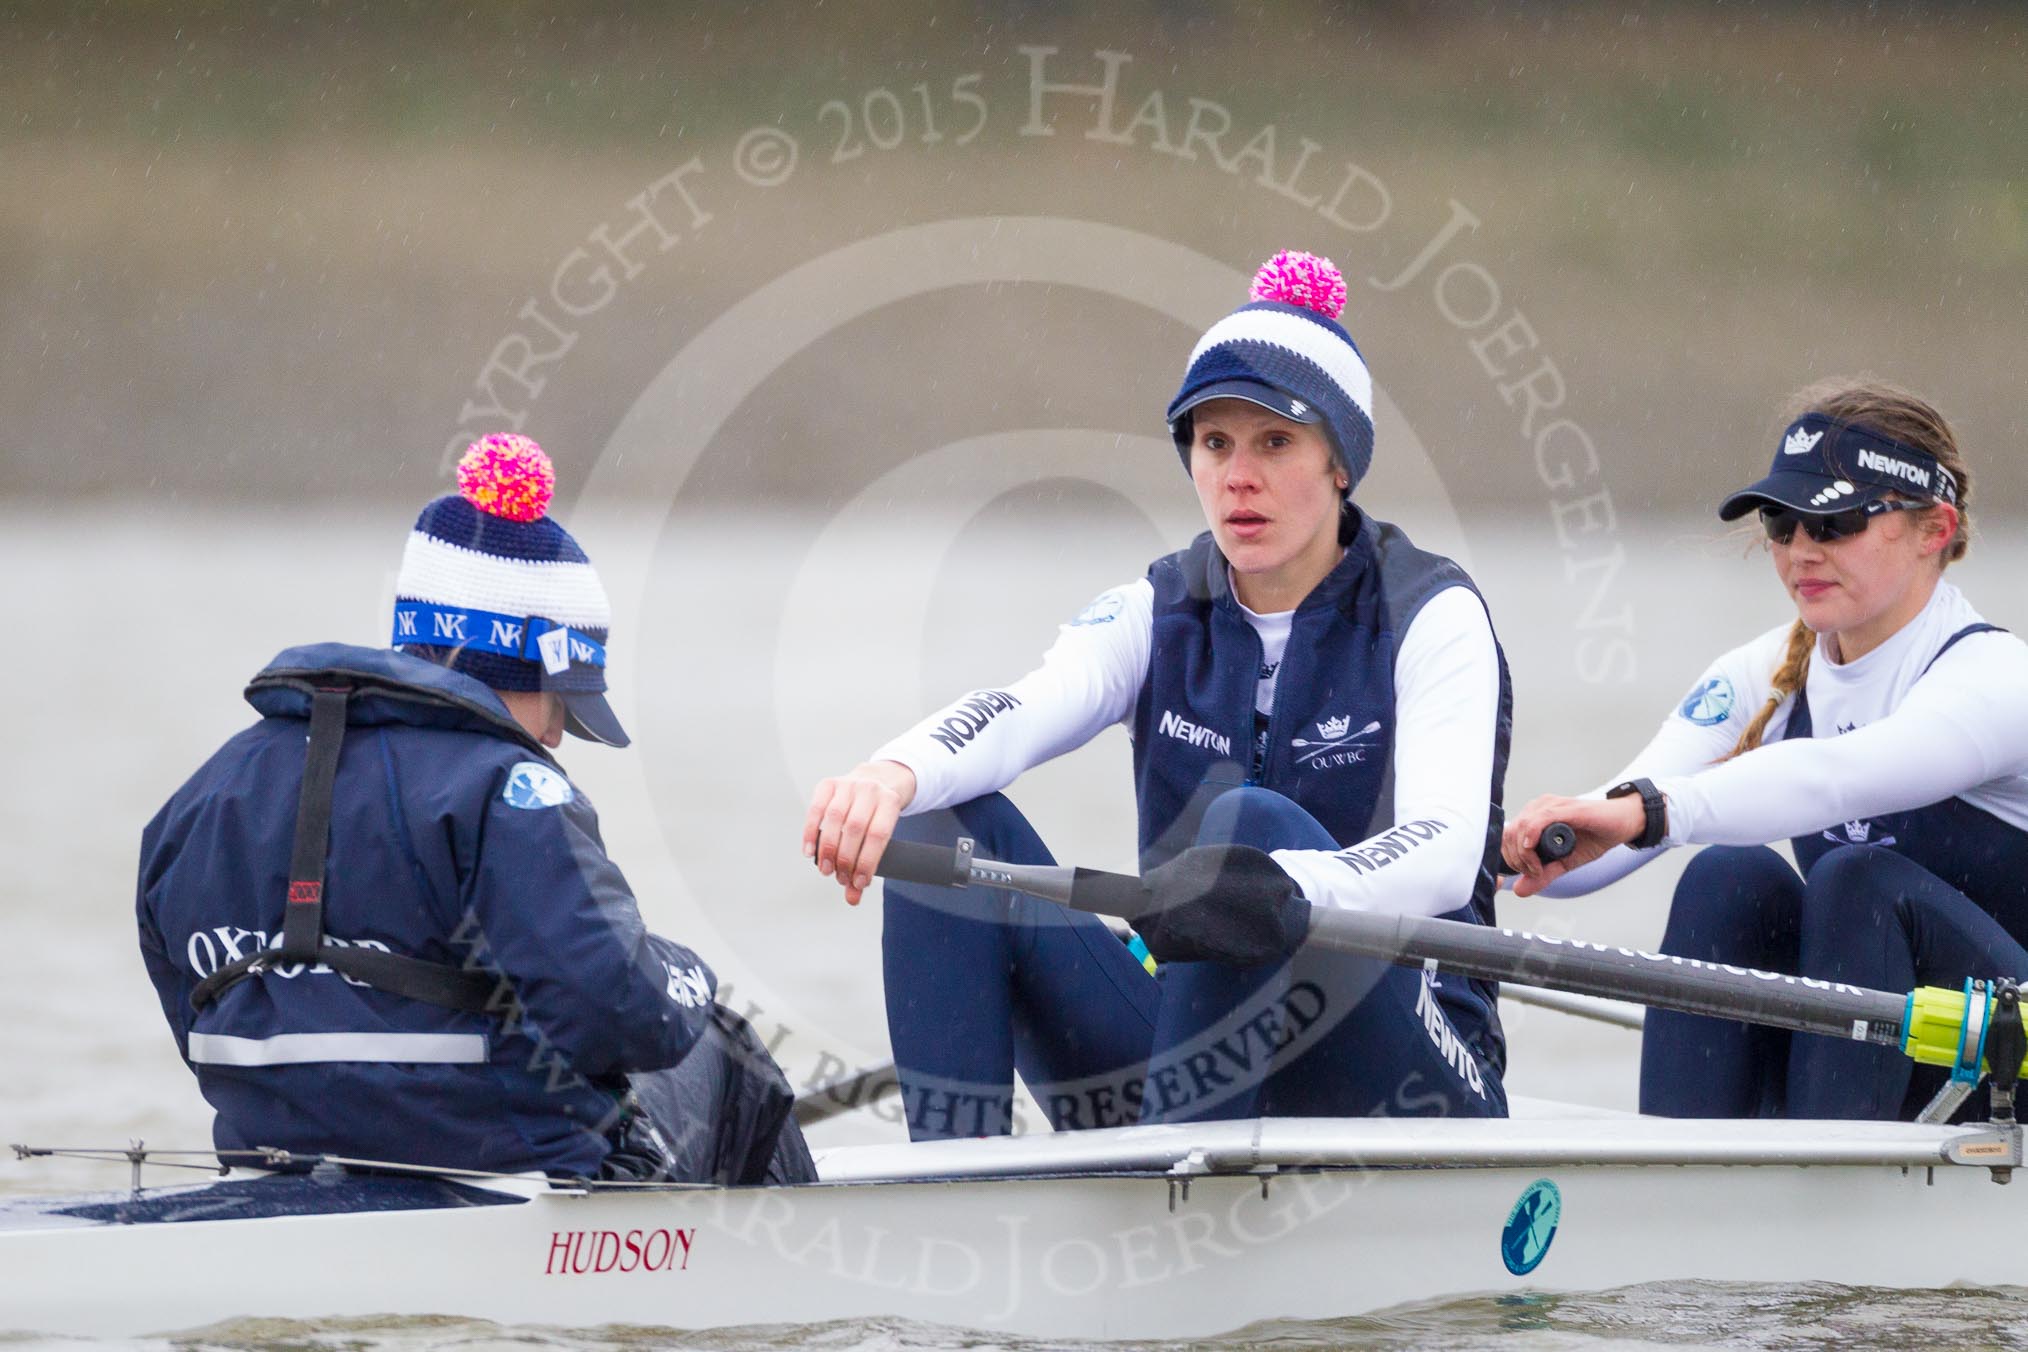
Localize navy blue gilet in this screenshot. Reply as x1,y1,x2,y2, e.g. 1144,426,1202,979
1784,622,2028,932
1129,511,1514,1069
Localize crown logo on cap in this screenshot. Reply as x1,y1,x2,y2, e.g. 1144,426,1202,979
1783,427,1824,457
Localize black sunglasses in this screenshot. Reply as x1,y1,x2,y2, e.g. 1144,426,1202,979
1759,498,1928,545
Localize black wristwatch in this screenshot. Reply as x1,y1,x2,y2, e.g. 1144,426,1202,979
1605,777,1668,850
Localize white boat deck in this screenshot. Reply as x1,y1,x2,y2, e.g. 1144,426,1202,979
813,1101,2007,1184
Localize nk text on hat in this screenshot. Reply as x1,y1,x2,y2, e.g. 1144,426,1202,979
391,434,629,747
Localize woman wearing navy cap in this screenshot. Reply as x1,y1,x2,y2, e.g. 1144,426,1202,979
1505,380,2028,1121
805,252,1516,1138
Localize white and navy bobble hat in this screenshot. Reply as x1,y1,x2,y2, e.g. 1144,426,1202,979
392,434,628,747
1167,250,1375,496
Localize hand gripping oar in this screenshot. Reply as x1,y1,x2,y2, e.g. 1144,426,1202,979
871,835,2028,1126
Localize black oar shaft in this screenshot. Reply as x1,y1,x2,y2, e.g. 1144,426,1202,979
1300,906,1910,1048
875,838,1912,1050
877,837,1083,903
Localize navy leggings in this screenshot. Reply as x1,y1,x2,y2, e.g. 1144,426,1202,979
1641,844,2028,1120
882,787,1506,1140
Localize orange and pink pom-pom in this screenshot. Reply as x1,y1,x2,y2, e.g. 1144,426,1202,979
457,433,556,523
1249,250,1347,321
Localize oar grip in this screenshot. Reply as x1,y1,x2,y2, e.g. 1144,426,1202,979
874,838,973,888
1536,822,1577,865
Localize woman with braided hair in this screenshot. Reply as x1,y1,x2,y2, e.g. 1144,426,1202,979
1504,379,2028,1120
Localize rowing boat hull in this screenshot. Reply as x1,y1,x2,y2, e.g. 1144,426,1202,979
6,1117,2025,1339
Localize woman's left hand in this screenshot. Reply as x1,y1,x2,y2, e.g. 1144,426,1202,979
1502,794,1648,898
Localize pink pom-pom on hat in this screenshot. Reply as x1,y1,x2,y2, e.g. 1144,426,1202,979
1249,250,1347,321
457,433,556,523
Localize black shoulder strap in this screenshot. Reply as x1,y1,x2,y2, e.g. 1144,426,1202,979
300,943,499,1013
190,687,498,1016
278,687,348,961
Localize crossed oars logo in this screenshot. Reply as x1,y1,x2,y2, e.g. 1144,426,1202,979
1291,717,1381,765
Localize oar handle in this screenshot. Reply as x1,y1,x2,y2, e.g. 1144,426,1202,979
875,838,974,888
1534,821,1577,864
875,838,1104,909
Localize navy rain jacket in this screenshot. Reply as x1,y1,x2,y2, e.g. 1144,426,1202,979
137,643,717,1179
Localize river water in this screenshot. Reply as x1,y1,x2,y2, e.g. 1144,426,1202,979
4,501,2025,1346
10,1283,2028,1352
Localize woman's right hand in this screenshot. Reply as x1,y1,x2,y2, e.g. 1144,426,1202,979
803,761,918,906
1503,792,1648,897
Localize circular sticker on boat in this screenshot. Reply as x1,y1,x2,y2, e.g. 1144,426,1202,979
502,761,574,810
1501,1177,1561,1276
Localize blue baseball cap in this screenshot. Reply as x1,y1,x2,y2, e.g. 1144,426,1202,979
1718,414,1959,520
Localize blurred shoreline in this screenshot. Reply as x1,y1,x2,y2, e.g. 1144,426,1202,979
8,4,2025,507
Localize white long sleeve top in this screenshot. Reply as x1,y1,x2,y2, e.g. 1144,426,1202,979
873,575,1504,918
1541,579,2028,897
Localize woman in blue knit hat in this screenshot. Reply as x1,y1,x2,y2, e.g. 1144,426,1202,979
806,252,1516,1137
137,435,811,1183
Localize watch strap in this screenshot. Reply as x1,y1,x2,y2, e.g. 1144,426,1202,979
1606,777,1667,850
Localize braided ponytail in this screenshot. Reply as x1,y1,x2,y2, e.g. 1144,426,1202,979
1724,619,1815,760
